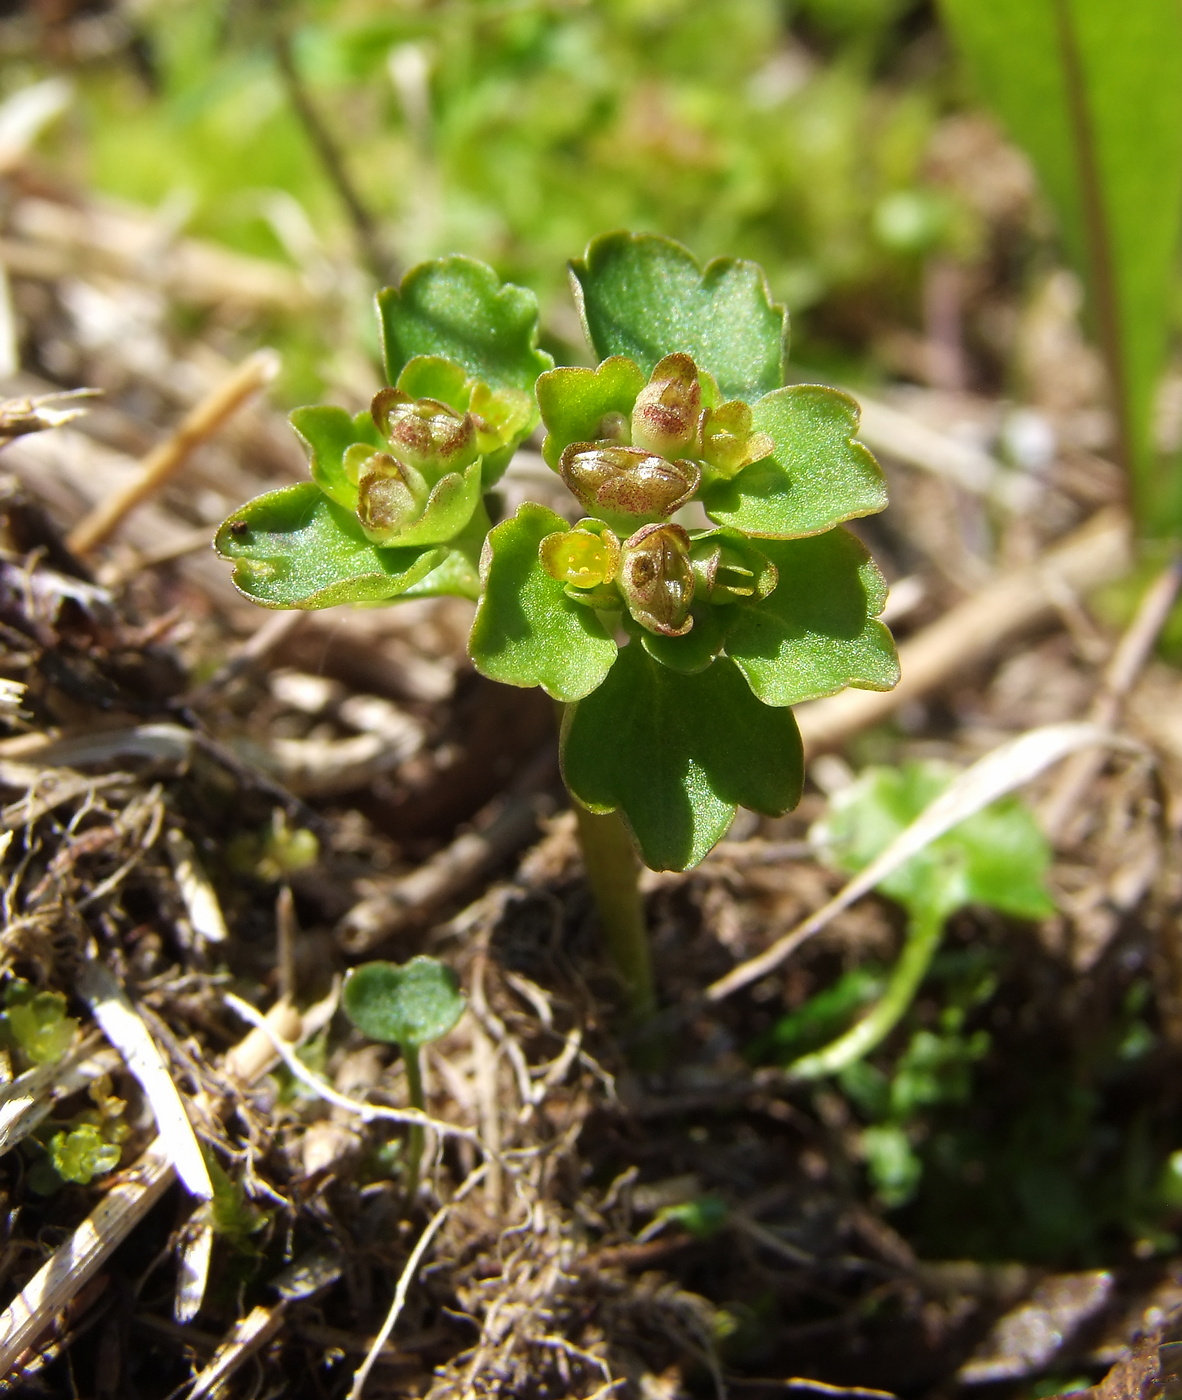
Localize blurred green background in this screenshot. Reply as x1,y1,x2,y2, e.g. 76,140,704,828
8,0,1003,401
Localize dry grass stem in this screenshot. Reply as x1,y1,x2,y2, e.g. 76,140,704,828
1042,554,1182,840
707,721,1139,1002
67,348,279,555
796,508,1130,755
75,958,213,1200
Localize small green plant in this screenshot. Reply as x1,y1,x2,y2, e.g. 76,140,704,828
30,1075,130,1193
341,955,466,1202
2,980,80,1068
791,759,1055,1082
217,233,899,1023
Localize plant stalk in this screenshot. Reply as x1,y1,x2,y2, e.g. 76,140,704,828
572,802,656,1027
786,901,945,1081
401,1043,426,1203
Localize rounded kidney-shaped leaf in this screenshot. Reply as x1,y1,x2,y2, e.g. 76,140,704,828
700,386,887,539
562,645,804,871
570,232,787,404
342,956,465,1050
214,484,444,609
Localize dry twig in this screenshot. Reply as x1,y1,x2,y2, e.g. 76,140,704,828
67,348,279,555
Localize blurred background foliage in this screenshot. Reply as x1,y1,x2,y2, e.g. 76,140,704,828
5,0,1013,401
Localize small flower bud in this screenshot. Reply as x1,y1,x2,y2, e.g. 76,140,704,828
539,526,621,590
371,390,478,473
630,353,702,457
700,400,773,478
619,522,695,637
559,442,700,521
689,536,778,604
355,452,428,539
595,410,631,443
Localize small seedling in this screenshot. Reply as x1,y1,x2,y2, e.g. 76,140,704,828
790,759,1055,1081
341,955,466,1202
217,233,899,1029
2,980,79,1068
29,1074,130,1193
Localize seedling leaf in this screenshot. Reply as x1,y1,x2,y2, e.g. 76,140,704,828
342,956,465,1050
214,484,445,609
814,760,1056,923
562,645,803,871
571,232,788,403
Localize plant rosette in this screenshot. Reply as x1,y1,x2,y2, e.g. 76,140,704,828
215,256,551,609
213,233,900,874
469,233,900,870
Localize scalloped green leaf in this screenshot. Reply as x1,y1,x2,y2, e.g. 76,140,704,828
700,386,887,538
570,232,787,404
562,646,803,871
377,255,553,395
537,357,646,469
342,956,465,1050
289,406,383,511
215,484,444,609
469,502,618,702
725,529,899,708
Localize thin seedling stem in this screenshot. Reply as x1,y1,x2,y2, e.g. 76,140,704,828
786,901,945,1081
402,1045,426,1203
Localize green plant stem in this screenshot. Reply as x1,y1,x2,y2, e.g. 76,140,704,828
401,1043,426,1203
572,802,656,1027
786,902,946,1082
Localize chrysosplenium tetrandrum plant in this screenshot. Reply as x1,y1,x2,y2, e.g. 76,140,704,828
217,232,899,870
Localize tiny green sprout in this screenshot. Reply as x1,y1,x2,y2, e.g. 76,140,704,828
3,980,79,1067
787,759,1055,1082
204,1151,268,1251
228,809,319,883
32,1075,129,1192
342,956,465,1203
652,1193,729,1240
47,1123,121,1186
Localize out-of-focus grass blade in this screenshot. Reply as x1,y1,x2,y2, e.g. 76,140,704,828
940,0,1182,536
